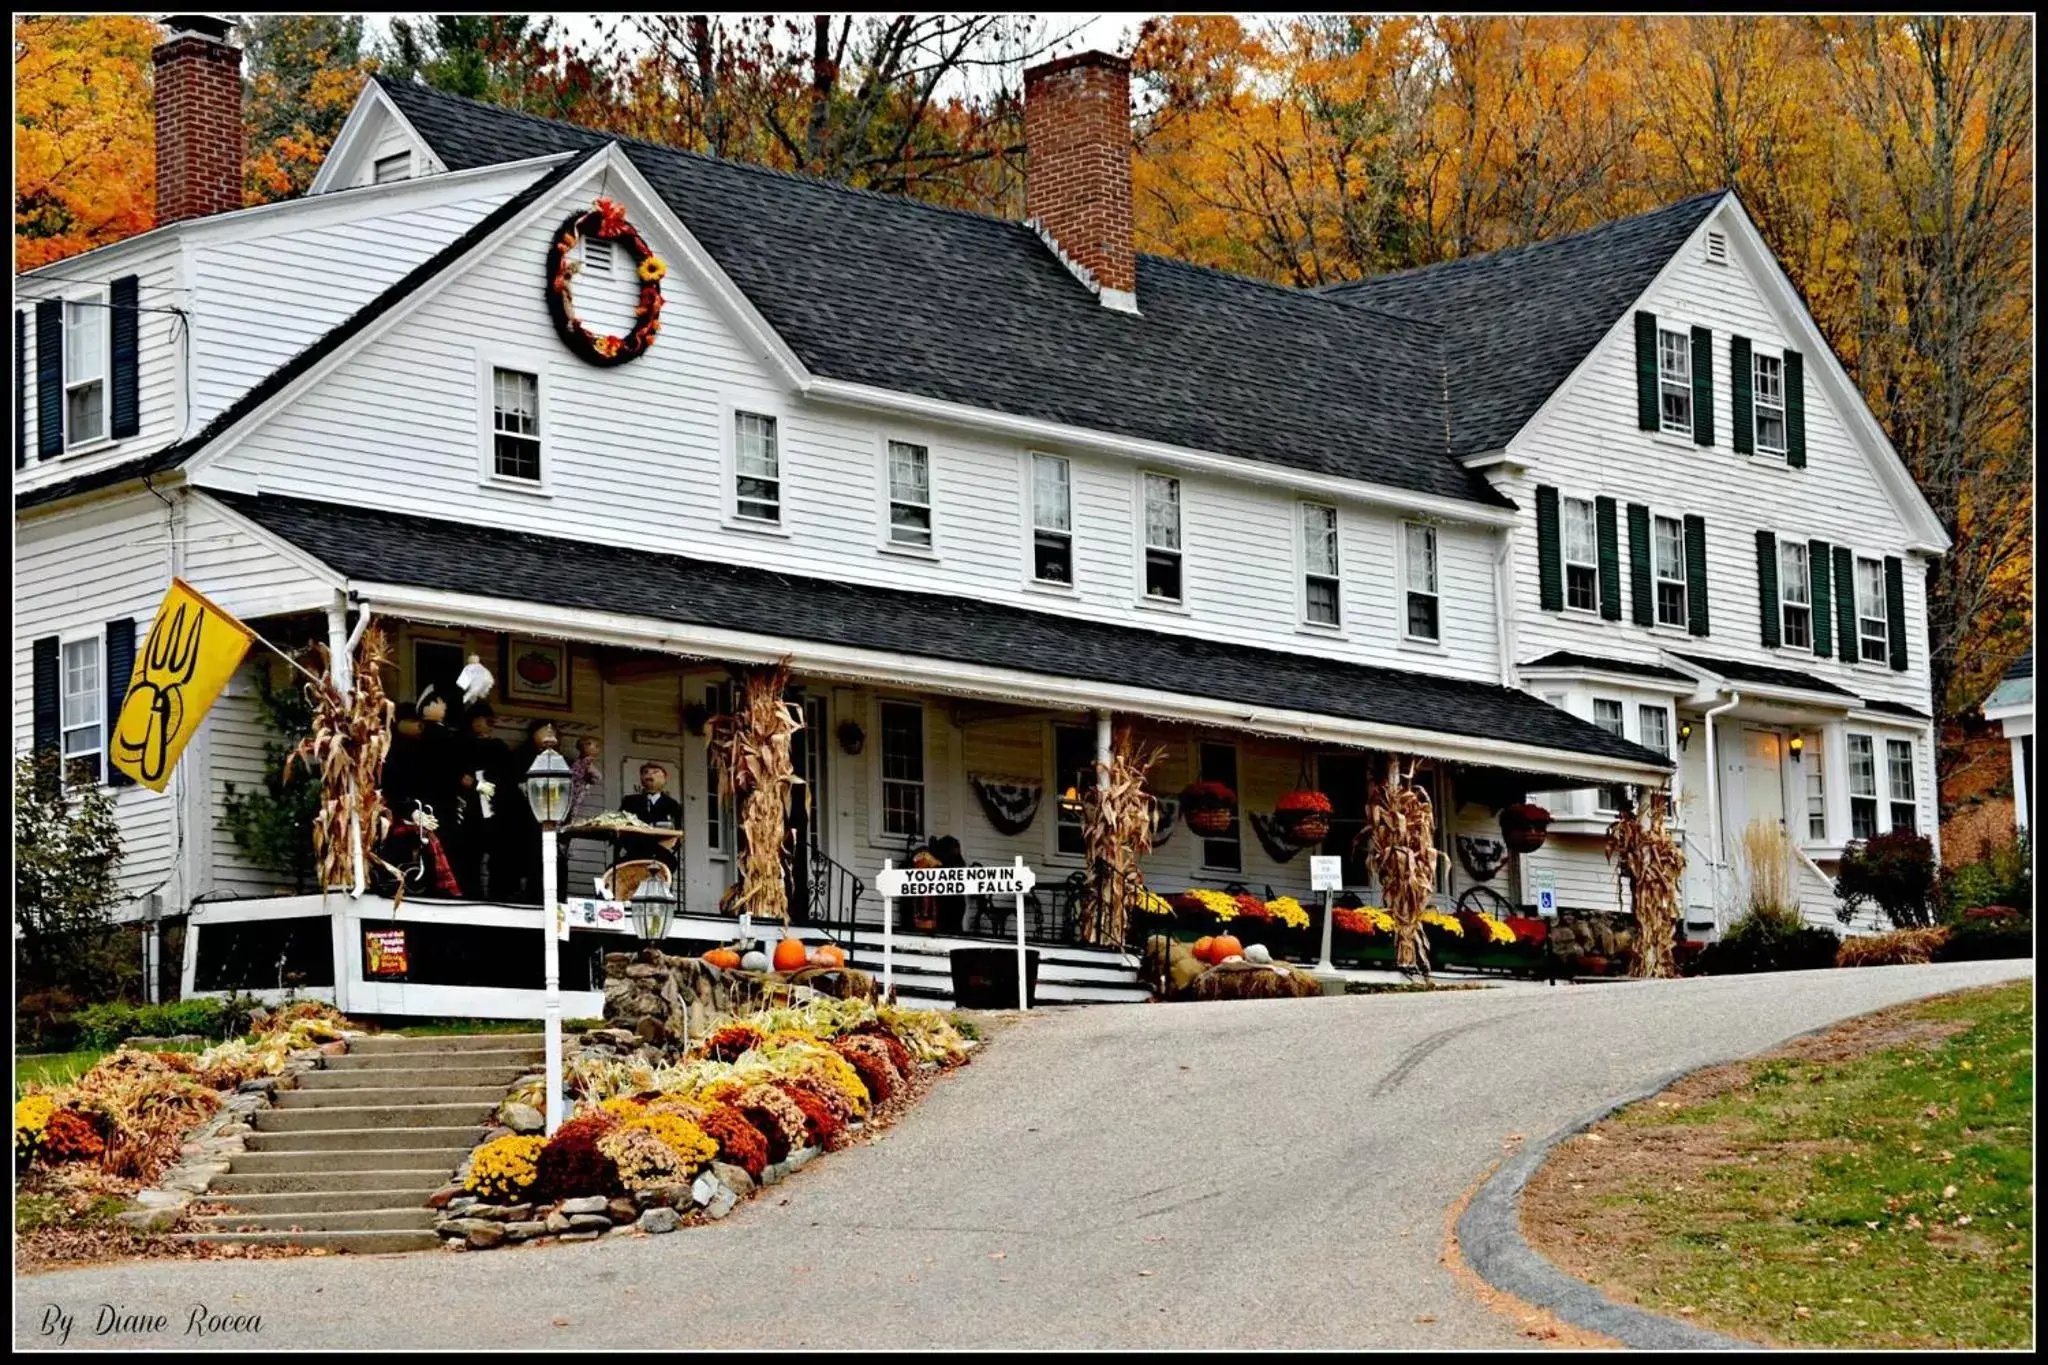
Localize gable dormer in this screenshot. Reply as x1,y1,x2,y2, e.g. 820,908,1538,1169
309,78,447,194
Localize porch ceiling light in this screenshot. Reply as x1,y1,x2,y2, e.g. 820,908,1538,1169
523,749,573,826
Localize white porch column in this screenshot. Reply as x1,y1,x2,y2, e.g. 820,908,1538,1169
1095,708,1113,782
2012,734,2032,834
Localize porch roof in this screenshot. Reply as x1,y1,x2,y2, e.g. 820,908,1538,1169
210,490,1670,778
1668,652,1857,699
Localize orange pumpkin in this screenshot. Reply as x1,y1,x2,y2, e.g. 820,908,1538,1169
702,948,742,970
1210,934,1243,962
772,937,811,972
810,944,847,969
1192,936,1216,965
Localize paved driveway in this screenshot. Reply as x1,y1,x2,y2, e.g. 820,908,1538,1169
16,960,2030,1350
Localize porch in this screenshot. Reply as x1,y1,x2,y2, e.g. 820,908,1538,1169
180,491,1670,1013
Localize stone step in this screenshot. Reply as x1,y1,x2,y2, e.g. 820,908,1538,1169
189,1207,439,1233
348,1039,548,1064
227,1147,471,1175
208,1188,442,1216
244,1125,486,1153
212,1169,463,1196
254,1102,498,1133
298,1064,532,1089
320,1047,541,1072
167,1229,442,1255
274,1084,510,1110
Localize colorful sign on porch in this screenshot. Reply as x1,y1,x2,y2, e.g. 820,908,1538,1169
109,578,256,791
364,928,408,975
565,899,636,933
875,863,1038,898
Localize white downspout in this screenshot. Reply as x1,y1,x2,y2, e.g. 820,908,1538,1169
1492,525,1518,687
1700,690,1741,922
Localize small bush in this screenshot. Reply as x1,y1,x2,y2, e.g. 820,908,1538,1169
1942,833,2032,919
73,997,245,1050
697,1103,768,1179
1835,831,1940,928
1835,927,1951,968
1933,906,2033,962
1691,906,1841,975
16,989,83,1052
532,1113,623,1201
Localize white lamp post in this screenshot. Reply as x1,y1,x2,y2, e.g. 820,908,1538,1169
523,748,573,1136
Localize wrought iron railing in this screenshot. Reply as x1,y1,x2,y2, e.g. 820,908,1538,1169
788,841,865,956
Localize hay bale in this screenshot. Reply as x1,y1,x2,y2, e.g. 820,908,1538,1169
1190,960,1324,1001
1836,926,1950,968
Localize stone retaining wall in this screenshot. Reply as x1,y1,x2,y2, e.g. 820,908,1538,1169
1547,909,1639,963
601,949,875,1048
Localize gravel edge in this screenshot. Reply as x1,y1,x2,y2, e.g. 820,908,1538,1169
1454,1064,1752,1350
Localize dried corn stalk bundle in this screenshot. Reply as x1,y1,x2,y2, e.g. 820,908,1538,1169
1606,789,1685,978
1368,754,1440,975
1079,724,1166,946
289,624,402,901
709,658,804,921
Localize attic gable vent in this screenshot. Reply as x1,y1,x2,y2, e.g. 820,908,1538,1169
1705,230,1728,265
579,238,615,276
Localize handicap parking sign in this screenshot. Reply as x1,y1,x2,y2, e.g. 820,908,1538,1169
1534,869,1558,918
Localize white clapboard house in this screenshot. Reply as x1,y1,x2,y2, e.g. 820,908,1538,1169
13,29,1944,1013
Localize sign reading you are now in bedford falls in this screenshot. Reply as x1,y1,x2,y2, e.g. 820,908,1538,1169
874,863,1037,898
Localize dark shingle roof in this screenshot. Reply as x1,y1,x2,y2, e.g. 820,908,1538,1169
1322,192,1728,457
1519,651,1694,683
16,154,595,513
1859,698,1931,721
1671,652,1855,698
375,76,1509,508
214,489,1669,772
2003,649,2033,682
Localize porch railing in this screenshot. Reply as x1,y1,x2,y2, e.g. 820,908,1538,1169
788,841,865,956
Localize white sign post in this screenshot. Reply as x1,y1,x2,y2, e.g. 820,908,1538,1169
1533,868,1558,919
874,861,1039,1009
1310,855,1343,973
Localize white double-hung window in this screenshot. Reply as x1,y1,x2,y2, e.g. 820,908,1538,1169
490,367,541,481
734,411,780,523
886,440,932,548
1403,522,1439,642
61,636,104,784
1847,733,1879,840
1886,738,1917,833
1142,472,1183,602
64,294,108,448
1031,453,1072,584
878,700,925,840
1300,502,1340,626
1562,496,1598,612
1856,556,1888,663
1653,514,1688,628
1752,351,1787,455
1658,327,1692,434
1780,540,1812,650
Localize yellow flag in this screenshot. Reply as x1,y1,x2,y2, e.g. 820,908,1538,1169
109,578,256,792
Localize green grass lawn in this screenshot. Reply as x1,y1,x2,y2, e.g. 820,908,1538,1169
15,1041,209,1097
1537,981,2033,1348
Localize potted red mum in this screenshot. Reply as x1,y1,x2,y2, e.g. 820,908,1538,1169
1499,802,1553,854
1273,789,1334,844
1180,781,1239,836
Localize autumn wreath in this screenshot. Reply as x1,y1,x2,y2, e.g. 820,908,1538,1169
545,197,667,366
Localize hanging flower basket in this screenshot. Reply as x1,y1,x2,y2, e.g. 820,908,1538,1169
1180,781,1238,836
1272,789,1334,844
1500,802,1553,854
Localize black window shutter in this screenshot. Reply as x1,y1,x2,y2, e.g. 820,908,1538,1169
1730,335,1753,456
14,311,24,468
1755,530,1780,648
110,274,140,439
36,299,62,458
1832,545,1858,663
1784,349,1806,468
1884,555,1908,671
1595,495,1621,620
1535,484,1564,611
1690,326,1714,445
1809,538,1833,656
105,618,137,787
1634,311,1659,431
1683,514,1710,636
1627,503,1653,626
33,636,61,759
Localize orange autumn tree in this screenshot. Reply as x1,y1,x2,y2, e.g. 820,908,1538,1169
241,14,380,204
14,14,161,268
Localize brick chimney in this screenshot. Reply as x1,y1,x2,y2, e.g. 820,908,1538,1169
1024,51,1137,311
153,14,244,225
